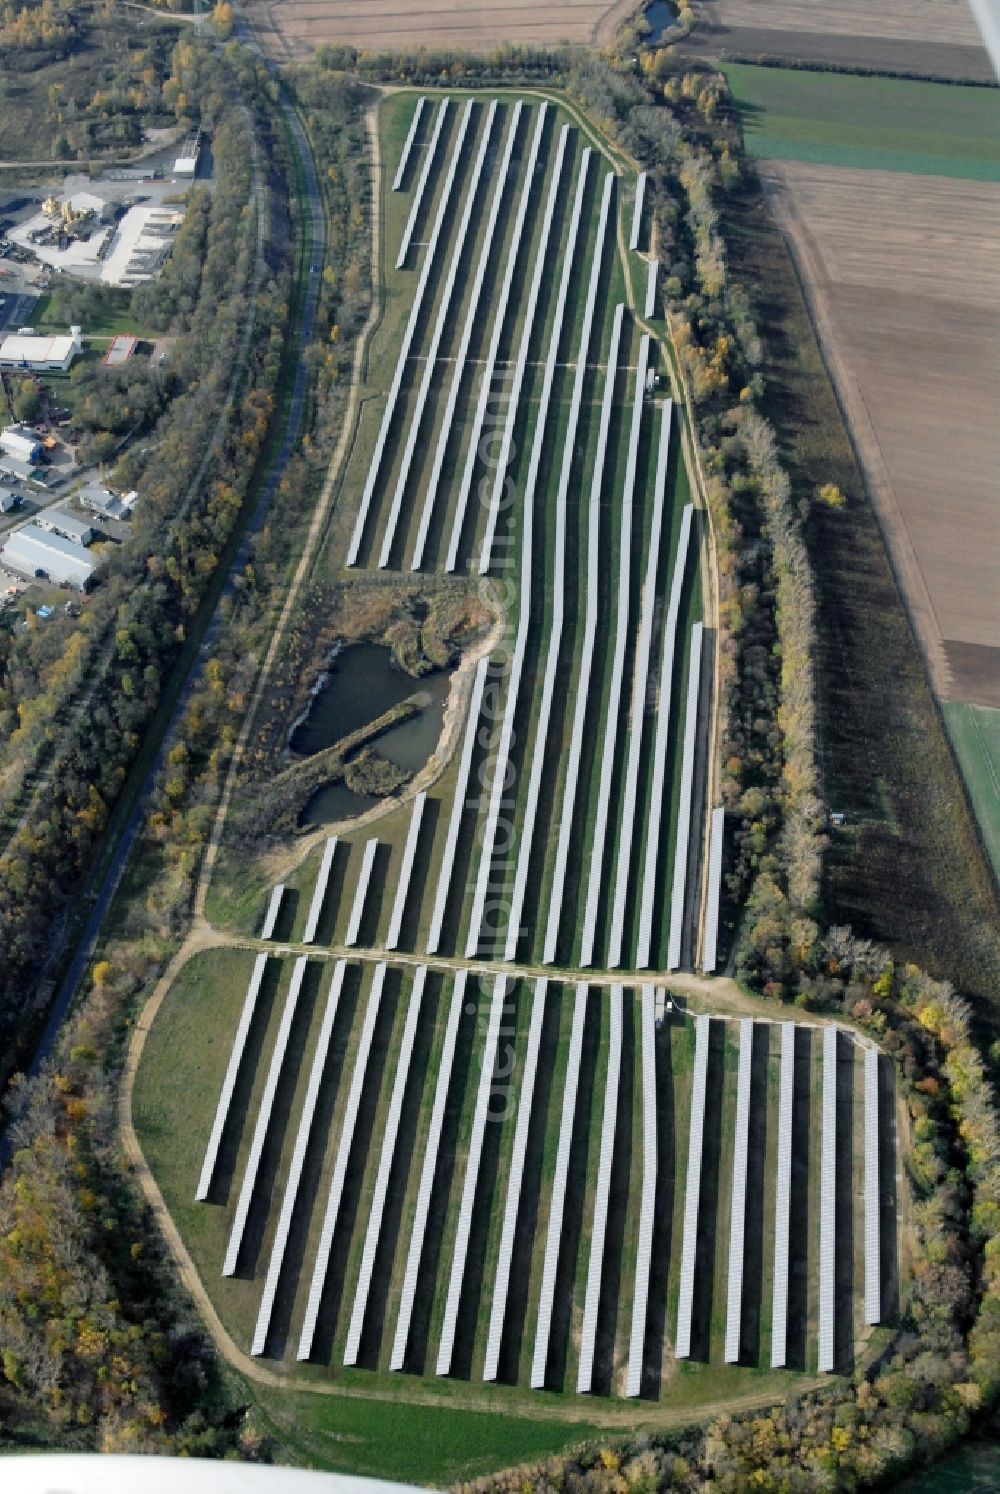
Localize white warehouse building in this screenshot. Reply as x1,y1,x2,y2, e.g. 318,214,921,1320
0,328,82,373
1,522,94,588
0,425,43,463
37,509,95,547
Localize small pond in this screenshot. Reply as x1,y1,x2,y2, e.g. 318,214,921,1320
644,0,677,42
293,642,454,827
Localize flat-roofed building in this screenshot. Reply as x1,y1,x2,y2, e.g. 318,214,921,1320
78,481,126,521
0,486,22,514
38,509,95,546
0,425,43,463
0,455,49,487
0,329,82,373
1,523,93,588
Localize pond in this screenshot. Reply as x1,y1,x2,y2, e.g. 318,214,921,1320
293,642,454,827
895,1442,1000,1491
644,0,677,43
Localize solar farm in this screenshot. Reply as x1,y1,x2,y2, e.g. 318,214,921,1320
133,91,900,1408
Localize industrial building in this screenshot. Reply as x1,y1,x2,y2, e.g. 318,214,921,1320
0,455,49,487
0,425,43,463
0,328,82,373
78,481,127,521
1,522,94,588
38,509,95,547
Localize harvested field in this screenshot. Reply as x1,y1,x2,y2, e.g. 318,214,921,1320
244,0,636,59
759,160,1000,709
678,0,994,81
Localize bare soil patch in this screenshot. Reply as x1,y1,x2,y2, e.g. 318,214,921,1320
245,0,635,59
680,0,993,80
761,160,1000,707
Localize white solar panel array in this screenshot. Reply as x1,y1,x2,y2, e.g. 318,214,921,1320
626,984,658,1398
864,1047,881,1326
818,1025,838,1373
437,974,510,1375
260,883,284,940
579,334,650,968
392,97,426,192
426,656,489,953
483,978,548,1382
444,115,563,575
770,1021,796,1368
675,1013,710,1359
478,135,595,576
577,985,623,1393
344,838,378,947
385,792,426,950
298,962,388,1361
724,1019,753,1364
502,217,615,963
379,102,499,568
463,181,590,956
702,807,726,973
531,982,590,1388
344,966,428,1366
540,172,617,966
196,952,269,1202
636,502,694,968
396,97,449,266
667,620,705,971
251,959,348,1356
608,401,673,969
644,258,658,319
630,171,647,252
223,956,309,1277
347,100,470,566
410,103,525,569
510,294,623,963
302,837,337,945
391,970,467,1370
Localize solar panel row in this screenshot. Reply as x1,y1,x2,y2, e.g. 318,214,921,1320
667,620,705,970
636,503,694,968
347,99,471,566
392,97,426,192
410,103,527,570
675,1013,710,1359
445,117,566,574
343,967,429,1366
396,98,450,267
608,401,673,969
579,335,651,969
251,960,348,1356
626,984,658,1397
379,102,500,568
577,984,623,1393
297,963,389,1360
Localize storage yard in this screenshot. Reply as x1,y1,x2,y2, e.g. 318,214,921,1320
133,92,900,1409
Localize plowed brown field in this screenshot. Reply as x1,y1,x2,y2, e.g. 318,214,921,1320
245,0,635,59
680,0,993,80
761,161,1000,706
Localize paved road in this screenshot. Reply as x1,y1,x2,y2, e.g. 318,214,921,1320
5,69,326,1111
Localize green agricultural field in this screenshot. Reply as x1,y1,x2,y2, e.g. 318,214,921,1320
943,703,1000,884
724,64,1000,179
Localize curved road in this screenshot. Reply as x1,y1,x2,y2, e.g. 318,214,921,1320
6,63,326,1109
